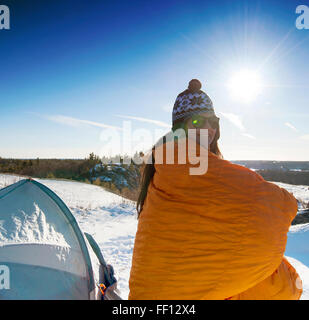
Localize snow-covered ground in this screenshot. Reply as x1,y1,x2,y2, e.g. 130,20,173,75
0,174,137,299
273,181,309,209
1,174,309,300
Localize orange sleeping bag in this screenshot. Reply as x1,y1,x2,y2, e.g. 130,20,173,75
129,137,302,300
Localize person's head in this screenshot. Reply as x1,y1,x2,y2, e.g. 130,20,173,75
173,112,221,153
185,112,219,147
136,79,223,217
172,79,222,156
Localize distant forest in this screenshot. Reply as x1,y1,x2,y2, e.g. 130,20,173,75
0,153,143,201
232,160,309,186
1,155,309,201
232,160,309,171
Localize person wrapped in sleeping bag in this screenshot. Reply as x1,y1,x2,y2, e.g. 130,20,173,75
128,79,302,300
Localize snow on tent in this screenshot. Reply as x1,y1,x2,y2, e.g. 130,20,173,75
0,178,122,300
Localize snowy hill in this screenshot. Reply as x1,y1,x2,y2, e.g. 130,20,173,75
1,174,309,300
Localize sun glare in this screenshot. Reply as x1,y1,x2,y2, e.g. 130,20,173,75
227,69,262,103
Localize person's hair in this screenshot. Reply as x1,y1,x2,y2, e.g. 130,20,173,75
136,117,223,218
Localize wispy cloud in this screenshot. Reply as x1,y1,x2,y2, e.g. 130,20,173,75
219,112,257,139
285,122,298,132
219,112,246,132
32,113,123,130
242,133,256,139
114,114,171,128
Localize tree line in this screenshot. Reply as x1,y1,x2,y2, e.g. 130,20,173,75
0,152,144,201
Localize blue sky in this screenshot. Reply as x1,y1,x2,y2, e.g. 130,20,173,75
1,0,309,160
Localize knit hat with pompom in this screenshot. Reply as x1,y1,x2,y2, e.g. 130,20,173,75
172,79,215,126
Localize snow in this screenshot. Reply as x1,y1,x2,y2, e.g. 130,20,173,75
272,181,309,209
32,178,137,300
0,201,68,245
1,173,309,300
286,256,309,300
0,174,137,299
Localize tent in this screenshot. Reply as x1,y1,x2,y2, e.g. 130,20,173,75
0,178,121,300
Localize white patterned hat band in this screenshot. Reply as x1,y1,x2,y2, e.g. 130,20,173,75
172,80,215,125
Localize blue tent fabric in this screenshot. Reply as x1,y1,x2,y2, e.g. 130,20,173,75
0,178,109,300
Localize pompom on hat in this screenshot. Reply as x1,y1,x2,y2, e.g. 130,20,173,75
172,79,215,126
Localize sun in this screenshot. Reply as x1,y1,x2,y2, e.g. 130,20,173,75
227,69,262,103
